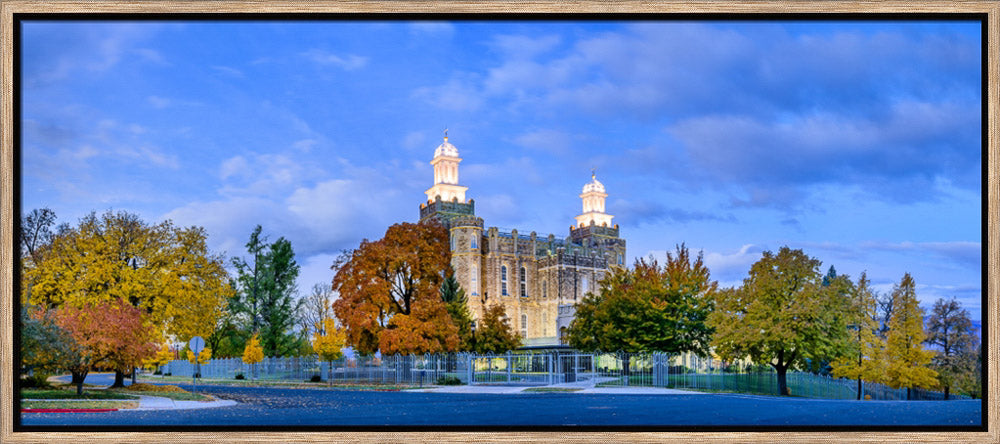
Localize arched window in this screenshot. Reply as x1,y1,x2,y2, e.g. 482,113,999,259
542,312,548,336
618,253,624,265
521,314,527,338
471,264,478,296
501,265,508,296
471,235,477,250
519,267,527,297
581,275,589,298
542,280,547,298
450,234,455,251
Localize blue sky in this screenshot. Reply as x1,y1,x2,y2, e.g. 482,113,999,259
21,20,983,320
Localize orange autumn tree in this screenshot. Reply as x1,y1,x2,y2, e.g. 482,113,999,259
332,221,459,355
50,299,157,395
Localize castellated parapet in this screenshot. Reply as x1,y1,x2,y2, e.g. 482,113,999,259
417,133,626,347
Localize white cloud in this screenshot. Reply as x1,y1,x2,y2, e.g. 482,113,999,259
220,155,249,180
301,49,368,71
402,131,428,151
297,253,341,293
411,75,485,111
408,22,455,37
512,129,572,155
212,65,244,77
133,48,168,65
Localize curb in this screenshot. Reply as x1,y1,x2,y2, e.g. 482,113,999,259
22,408,118,413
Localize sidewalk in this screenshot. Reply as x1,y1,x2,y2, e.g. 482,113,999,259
22,395,238,412
413,376,709,395
131,395,238,411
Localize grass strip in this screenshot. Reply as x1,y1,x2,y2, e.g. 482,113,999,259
522,387,583,393
21,400,139,410
20,389,139,400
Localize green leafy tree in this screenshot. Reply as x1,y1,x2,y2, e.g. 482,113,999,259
231,225,303,357
709,247,853,396
884,273,938,399
925,297,978,399
441,270,474,351
567,244,716,378
472,304,522,354
831,272,887,399
20,304,77,376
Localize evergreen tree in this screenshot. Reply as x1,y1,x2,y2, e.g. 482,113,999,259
231,225,302,357
441,269,474,351
884,273,938,399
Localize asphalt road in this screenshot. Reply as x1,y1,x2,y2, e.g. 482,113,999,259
20,381,983,428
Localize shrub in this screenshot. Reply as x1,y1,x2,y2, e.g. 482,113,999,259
436,376,462,385
153,370,162,375
20,373,52,389
163,372,172,376
234,373,245,380
309,374,322,383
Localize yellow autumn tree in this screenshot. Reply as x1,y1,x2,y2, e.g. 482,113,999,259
884,273,938,400
143,343,175,374
242,333,264,380
831,273,888,399
187,347,212,365
24,210,232,341
312,318,347,386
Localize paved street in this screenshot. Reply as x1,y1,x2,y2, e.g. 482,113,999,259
21,381,982,427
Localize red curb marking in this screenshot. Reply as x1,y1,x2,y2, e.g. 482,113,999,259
22,408,118,413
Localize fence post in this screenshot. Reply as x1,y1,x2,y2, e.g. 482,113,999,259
547,354,553,385
506,352,512,384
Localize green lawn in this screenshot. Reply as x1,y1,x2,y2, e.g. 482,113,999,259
22,400,139,410
596,373,859,399
112,389,212,401
523,387,582,393
20,388,139,400
139,376,417,390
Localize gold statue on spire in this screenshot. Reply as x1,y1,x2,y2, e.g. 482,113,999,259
444,128,449,140
592,167,596,180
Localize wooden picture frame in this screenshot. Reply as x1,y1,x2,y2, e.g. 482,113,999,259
1,1,996,442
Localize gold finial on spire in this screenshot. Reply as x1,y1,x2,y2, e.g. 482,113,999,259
444,128,449,140
592,167,596,180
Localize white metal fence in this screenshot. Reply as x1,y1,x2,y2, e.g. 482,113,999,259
161,351,969,400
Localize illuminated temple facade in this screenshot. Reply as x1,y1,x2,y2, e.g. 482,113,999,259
419,133,626,346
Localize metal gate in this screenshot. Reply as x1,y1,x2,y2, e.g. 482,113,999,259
468,353,554,385
556,353,595,383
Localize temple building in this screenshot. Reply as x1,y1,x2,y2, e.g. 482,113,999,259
418,133,626,346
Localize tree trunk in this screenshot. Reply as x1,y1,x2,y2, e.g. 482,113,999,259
71,371,87,395
857,378,862,400
944,386,950,400
776,365,790,396
110,370,126,388
327,361,332,387
906,387,911,400
131,367,137,385
622,355,631,377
